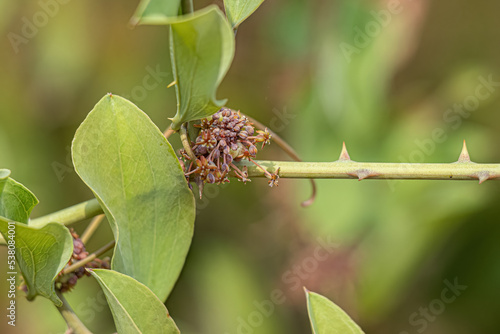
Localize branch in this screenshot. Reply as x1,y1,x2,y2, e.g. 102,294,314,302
233,141,500,183
63,240,115,275
55,290,93,334
29,199,103,227
181,0,194,14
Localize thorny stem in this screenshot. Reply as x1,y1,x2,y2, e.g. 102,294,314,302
55,290,93,334
234,159,500,182
30,199,103,228
233,141,500,183
80,214,105,245
62,240,115,275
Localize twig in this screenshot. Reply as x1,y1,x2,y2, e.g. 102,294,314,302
180,123,197,161
30,199,102,228
63,240,115,275
233,141,500,183
55,290,93,334
163,127,175,139
80,214,105,245
181,0,194,15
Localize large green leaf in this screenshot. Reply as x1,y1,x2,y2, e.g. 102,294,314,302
168,6,235,130
130,0,181,26
306,289,365,334
0,218,73,306
72,94,195,302
90,269,180,334
0,169,38,224
224,0,265,28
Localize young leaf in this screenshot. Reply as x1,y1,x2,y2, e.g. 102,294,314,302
72,94,195,302
0,218,73,306
169,6,235,130
0,169,38,224
224,0,265,29
90,269,180,334
130,0,181,26
305,289,365,334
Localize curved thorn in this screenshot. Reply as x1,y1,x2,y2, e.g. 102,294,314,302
338,142,351,161
356,169,376,181
301,180,316,207
477,171,490,184
457,140,471,163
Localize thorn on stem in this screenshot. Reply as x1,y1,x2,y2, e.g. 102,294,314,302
353,169,377,181
167,80,177,88
457,140,471,163
476,171,490,184
338,142,351,162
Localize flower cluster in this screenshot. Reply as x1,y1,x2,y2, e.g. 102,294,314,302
179,108,276,189
55,229,110,293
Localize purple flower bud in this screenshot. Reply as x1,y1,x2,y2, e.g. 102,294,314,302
206,173,216,184
248,145,257,156
244,126,255,135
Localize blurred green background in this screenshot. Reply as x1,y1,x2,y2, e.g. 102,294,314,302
1,0,500,333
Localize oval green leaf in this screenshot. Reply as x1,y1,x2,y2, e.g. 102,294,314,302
169,6,235,130
305,289,365,334
90,269,180,334
72,94,195,302
130,0,181,26
0,218,73,306
224,0,265,29
0,170,38,224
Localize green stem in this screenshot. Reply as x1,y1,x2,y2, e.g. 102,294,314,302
63,240,115,275
80,214,105,245
181,0,194,14
55,290,93,334
30,199,103,227
180,123,197,161
234,160,500,182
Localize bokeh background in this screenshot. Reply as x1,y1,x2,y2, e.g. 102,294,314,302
1,0,500,333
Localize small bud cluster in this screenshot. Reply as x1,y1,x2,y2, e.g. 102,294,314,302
179,108,272,186
55,229,110,293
